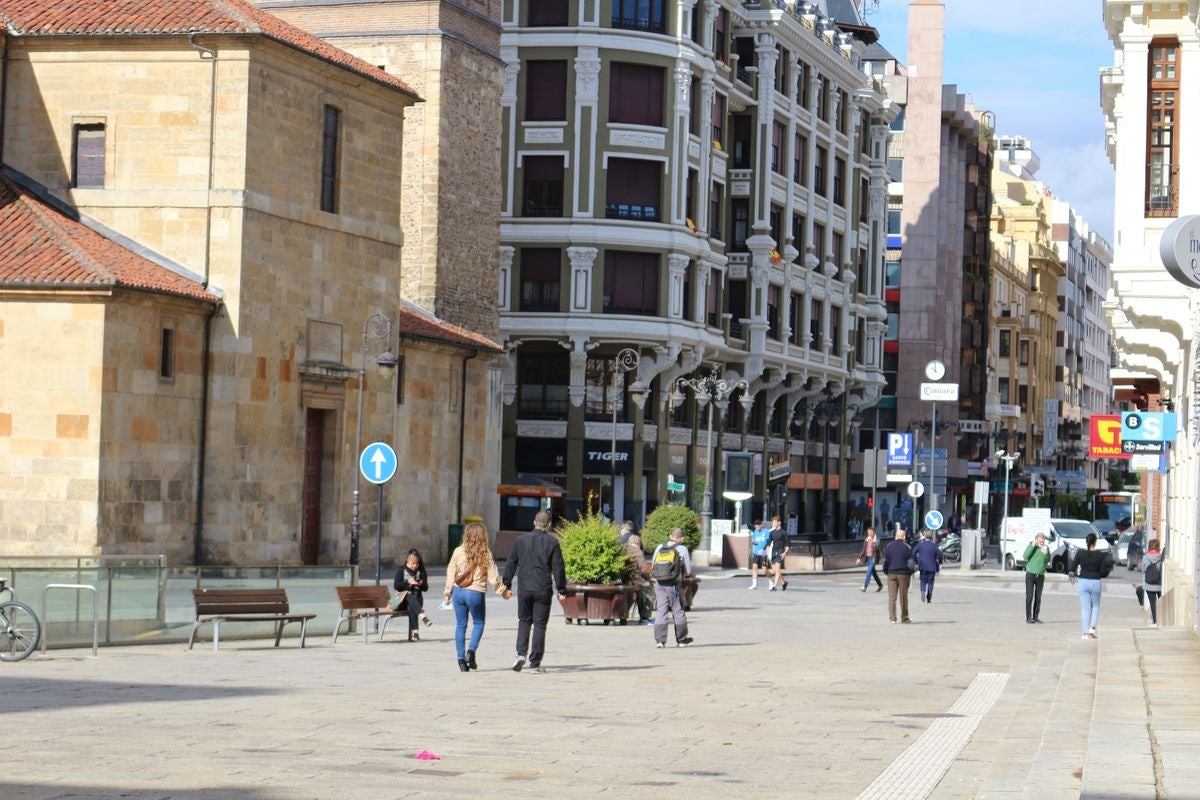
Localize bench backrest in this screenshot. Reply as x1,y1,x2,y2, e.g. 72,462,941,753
193,588,290,616
334,585,391,611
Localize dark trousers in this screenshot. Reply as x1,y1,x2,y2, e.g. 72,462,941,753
1147,590,1161,624
406,590,424,631
1025,572,1044,621
515,591,553,666
919,570,937,600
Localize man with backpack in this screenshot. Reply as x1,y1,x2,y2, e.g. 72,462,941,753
650,527,694,647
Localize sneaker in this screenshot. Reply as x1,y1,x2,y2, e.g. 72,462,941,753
511,655,526,672
876,585,883,592
655,642,666,648
781,582,789,592
1034,619,1044,624
528,665,542,674
860,587,867,592
1081,634,1090,640
891,620,897,624
676,637,694,647
1150,623,1158,628
1088,628,1098,639
748,583,757,590
769,586,777,592
1027,619,1035,624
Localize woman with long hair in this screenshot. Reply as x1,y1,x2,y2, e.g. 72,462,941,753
443,522,508,671
1072,532,1107,639
394,548,431,641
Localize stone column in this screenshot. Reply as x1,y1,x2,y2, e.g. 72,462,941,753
497,245,514,312
668,253,690,319
500,48,520,218
752,33,778,229
698,73,716,234
567,246,598,313
673,63,694,226
695,259,712,325
574,48,602,217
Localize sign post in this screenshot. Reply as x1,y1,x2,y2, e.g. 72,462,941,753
360,442,399,585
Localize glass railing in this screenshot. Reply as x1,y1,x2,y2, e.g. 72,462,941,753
1,560,358,650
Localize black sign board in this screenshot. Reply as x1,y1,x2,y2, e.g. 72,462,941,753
515,438,566,472
583,439,634,474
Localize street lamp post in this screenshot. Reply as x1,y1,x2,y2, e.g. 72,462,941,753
350,312,399,571
608,348,648,521
996,449,1020,567
672,368,752,558
812,394,842,540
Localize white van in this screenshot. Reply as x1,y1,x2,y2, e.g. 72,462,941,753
1002,520,1065,571
1049,518,1112,573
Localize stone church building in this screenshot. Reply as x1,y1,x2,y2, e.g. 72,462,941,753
0,0,502,567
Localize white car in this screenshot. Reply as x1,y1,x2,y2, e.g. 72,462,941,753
1050,518,1113,573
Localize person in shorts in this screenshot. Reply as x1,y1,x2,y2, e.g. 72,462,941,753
768,515,789,592
749,520,770,589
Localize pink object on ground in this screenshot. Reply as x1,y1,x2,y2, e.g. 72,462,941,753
415,750,441,760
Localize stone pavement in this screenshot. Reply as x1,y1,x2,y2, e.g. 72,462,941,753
2,568,1197,800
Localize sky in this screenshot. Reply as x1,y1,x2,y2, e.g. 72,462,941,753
864,0,1115,241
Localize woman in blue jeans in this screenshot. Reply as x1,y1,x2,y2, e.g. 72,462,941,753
442,523,508,672
1072,532,1107,639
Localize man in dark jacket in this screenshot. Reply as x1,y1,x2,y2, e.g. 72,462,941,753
881,529,914,623
912,530,942,604
502,510,567,673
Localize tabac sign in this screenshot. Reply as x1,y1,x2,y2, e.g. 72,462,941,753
1089,415,1129,459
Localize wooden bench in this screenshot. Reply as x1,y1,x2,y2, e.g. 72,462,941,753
188,588,316,651
331,585,406,644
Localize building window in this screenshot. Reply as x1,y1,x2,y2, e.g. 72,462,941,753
813,222,825,261
798,62,810,109
520,249,561,311
883,352,898,396
586,357,632,420
830,308,840,354
887,157,903,183
771,121,785,173
859,110,871,154
727,279,747,338
818,77,829,121
997,377,1009,404
791,214,806,263
769,204,782,245
72,123,106,189
814,146,827,196
612,0,665,33
767,285,781,340
609,63,664,126
525,61,568,120
885,259,901,288
789,291,803,345
519,353,570,418
528,0,568,25
809,299,822,349
831,231,843,268
833,156,846,206
1018,339,1029,366
706,266,720,326
859,177,869,223
605,158,661,221
320,105,341,213
794,133,807,184
890,105,905,131
998,329,1011,357
522,156,564,217
709,181,723,240
714,8,728,61
711,94,728,150
1146,40,1180,217
603,251,659,315
159,327,175,379
395,356,406,405
837,89,848,132
689,77,700,134
732,115,752,169
887,209,901,235
731,199,750,251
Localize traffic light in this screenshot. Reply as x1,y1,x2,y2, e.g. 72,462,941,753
1031,478,1044,498
867,496,874,509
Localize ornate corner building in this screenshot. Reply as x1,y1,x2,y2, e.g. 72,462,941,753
496,0,896,533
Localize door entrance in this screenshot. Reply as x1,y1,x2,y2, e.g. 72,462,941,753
301,408,327,565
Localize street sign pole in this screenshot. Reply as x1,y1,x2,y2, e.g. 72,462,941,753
376,483,384,585
930,397,938,513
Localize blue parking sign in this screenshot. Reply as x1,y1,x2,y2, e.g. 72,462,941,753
887,432,913,468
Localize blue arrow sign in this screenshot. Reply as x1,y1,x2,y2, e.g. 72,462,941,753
887,432,913,467
924,510,944,531
360,441,398,485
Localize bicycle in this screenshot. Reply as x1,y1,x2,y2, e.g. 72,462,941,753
0,578,42,661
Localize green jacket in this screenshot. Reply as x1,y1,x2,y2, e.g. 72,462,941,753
1023,542,1051,575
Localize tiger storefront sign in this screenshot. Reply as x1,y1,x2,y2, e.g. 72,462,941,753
1089,414,1130,459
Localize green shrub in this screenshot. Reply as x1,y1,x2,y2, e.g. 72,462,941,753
557,510,630,585
642,504,701,553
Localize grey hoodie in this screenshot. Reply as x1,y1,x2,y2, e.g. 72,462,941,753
1142,551,1163,592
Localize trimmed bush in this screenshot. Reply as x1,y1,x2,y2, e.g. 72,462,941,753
642,503,702,553
557,510,631,585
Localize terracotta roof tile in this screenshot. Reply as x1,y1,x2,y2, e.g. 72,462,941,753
0,173,219,303
0,0,418,98
395,300,502,353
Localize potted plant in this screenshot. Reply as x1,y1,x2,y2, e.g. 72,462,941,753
641,504,703,609
556,510,636,625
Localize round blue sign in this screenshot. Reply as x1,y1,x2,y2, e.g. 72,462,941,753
360,441,398,485
923,510,944,531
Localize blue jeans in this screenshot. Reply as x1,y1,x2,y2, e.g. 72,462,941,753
1077,578,1101,633
452,586,486,659
863,557,882,589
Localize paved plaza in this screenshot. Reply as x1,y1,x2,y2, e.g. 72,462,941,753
3,568,1198,800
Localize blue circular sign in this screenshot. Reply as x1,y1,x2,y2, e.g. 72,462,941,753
924,510,944,531
360,441,398,485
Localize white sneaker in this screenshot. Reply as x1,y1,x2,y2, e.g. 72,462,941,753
1082,634,1090,640
1150,623,1158,628
1088,628,1098,639
748,582,757,590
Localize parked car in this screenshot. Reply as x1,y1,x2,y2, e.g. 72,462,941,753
1119,529,1146,569
1049,518,1113,574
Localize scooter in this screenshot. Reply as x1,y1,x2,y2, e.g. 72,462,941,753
938,533,961,563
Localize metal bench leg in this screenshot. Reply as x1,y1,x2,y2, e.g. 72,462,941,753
362,614,370,644
188,621,201,651
212,620,220,651
299,619,307,648
274,620,285,647
379,615,396,642
332,614,347,644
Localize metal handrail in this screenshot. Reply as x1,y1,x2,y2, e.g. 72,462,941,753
41,583,99,658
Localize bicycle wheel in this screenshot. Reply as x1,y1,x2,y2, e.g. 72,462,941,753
0,600,41,661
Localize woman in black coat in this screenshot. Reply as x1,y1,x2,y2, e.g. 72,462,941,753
394,548,431,640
